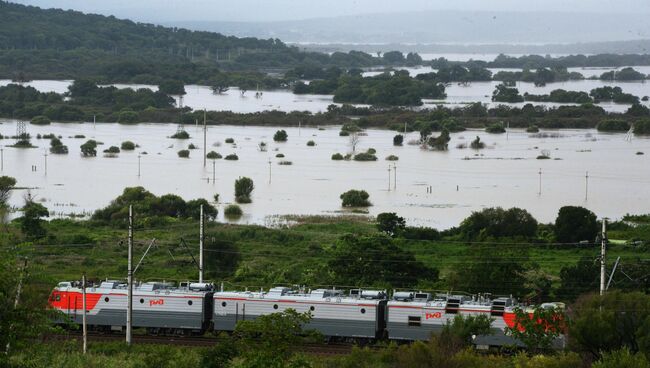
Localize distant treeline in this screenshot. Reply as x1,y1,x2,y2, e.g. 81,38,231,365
3,81,650,135
432,53,650,69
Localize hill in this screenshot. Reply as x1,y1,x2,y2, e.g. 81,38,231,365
0,2,380,83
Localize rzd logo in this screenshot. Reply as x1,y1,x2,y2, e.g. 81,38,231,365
149,299,164,306
425,312,442,319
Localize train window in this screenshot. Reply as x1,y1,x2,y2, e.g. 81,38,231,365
360,308,366,314
222,302,227,307
310,306,315,311
408,316,421,327
104,297,109,303
188,300,193,306
55,295,61,301
140,299,144,304
273,304,278,309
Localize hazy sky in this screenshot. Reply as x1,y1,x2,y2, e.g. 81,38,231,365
12,0,650,22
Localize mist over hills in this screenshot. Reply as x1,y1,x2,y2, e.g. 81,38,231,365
166,10,650,52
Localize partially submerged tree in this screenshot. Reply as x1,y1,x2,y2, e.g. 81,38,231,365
234,177,254,203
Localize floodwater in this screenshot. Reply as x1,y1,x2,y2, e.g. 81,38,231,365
1,75,647,114
1,120,649,228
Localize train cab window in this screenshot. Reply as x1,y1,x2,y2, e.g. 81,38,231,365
104,297,109,303
408,316,421,327
360,308,366,314
55,294,61,302
273,304,279,310
140,299,144,304
188,300,193,306
221,302,227,307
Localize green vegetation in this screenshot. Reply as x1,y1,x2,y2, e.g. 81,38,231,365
590,86,639,104
599,67,647,81
30,115,50,125
353,151,378,161
393,134,403,146
554,206,599,243
492,84,524,102
634,119,650,135
206,151,222,159
385,155,399,161
224,153,238,160
171,130,190,139
376,212,406,237
340,189,371,207
524,89,592,104
275,153,285,158
234,177,254,204
225,137,235,144
485,122,506,134
80,139,97,157
470,136,485,149
331,153,344,160
49,137,68,154
273,129,288,142
493,67,584,85
188,143,198,150
526,125,540,133
306,140,316,146
103,146,120,154
224,204,243,218
120,141,136,150
597,119,631,132
158,79,186,95
177,149,190,158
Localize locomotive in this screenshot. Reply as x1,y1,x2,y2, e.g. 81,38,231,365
49,280,561,347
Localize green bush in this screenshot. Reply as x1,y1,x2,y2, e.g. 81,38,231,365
339,130,350,136
118,110,139,124
188,143,197,149
224,204,243,218
340,189,371,207
275,153,285,158
353,152,378,161
306,140,316,146
273,130,288,142
526,125,540,133
103,146,120,154
235,177,254,203
80,139,97,156
177,149,190,158
634,119,650,135
30,115,51,125
597,119,631,132
386,155,399,161
486,122,506,133
393,134,404,146
120,141,136,150
278,160,292,165
206,151,222,159
470,136,485,149
225,137,235,143
224,154,238,160
171,130,190,139
331,153,344,160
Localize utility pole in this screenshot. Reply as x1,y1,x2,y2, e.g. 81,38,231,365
93,115,96,129
585,171,589,201
1,146,4,171
298,121,301,136
82,273,87,354
538,168,542,196
43,151,48,176
126,205,133,345
268,159,272,184
404,122,407,134
387,165,391,191
600,218,608,296
137,154,141,178
212,160,216,184
393,163,397,190
203,109,207,168
199,204,204,283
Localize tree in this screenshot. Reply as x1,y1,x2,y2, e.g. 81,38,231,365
470,136,485,149
554,206,599,243
327,234,438,287
19,194,49,238
393,134,404,146
349,132,360,152
30,115,50,125
121,141,136,150
569,291,650,359
506,306,564,353
80,139,97,157
0,176,17,206
556,256,599,301
633,119,650,135
442,314,493,347
452,247,529,297
186,199,218,220
118,110,139,124
158,79,186,95
235,177,254,203
460,207,538,240
224,204,243,218
49,137,69,154
377,212,406,237
492,84,524,102
427,129,451,150
273,129,288,142
340,189,371,207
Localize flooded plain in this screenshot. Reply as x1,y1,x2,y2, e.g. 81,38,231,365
1,120,649,228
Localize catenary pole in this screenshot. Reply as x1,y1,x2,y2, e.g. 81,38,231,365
600,218,607,296
199,204,204,283
126,205,133,345
82,273,87,354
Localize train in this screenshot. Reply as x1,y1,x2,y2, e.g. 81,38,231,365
48,280,563,348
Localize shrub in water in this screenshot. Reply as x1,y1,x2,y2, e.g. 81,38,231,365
178,149,190,158
121,141,136,150
340,189,371,207
224,204,243,218
224,154,239,160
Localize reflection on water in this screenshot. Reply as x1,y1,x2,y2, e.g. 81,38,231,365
1,120,648,228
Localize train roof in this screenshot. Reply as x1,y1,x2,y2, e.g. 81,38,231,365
214,287,387,304
54,280,214,295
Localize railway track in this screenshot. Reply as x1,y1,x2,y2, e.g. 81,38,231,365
44,332,360,355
